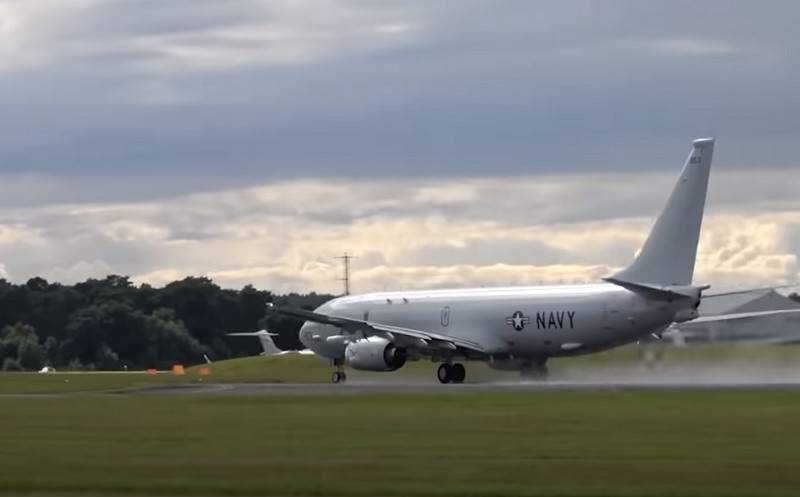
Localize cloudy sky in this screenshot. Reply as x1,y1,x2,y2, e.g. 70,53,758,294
0,0,798,293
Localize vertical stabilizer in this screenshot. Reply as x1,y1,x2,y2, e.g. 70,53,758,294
611,138,714,286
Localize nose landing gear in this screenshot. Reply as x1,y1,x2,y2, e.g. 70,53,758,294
437,363,466,384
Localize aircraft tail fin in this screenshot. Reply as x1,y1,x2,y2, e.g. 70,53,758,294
611,138,714,287
227,330,282,355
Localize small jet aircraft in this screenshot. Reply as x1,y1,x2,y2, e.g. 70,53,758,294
227,330,314,356
266,138,758,384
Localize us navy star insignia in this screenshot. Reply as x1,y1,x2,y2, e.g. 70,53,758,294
505,310,531,331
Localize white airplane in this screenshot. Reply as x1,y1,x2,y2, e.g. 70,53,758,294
227,330,314,356
268,138,735,384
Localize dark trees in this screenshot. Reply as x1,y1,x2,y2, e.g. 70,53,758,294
0,276,332,371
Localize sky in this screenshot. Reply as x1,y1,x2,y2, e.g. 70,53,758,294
0,0,798,293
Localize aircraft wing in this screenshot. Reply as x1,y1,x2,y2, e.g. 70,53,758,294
687,309,800,324
266,305,487,353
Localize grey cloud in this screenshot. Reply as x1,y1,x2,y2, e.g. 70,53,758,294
396,238,569,268
1,1,800,208
0,1,797,291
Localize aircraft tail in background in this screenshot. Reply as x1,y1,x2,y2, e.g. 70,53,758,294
227,330,283,355
227,329,315,356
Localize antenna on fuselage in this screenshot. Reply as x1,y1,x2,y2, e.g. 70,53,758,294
335,252,356,296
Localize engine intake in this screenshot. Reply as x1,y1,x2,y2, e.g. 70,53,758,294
345,337,407,371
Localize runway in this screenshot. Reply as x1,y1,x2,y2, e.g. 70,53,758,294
138,380,800,396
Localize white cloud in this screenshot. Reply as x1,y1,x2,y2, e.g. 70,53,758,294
0,169,796,293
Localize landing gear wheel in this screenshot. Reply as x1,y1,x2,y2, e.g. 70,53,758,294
450,363,466,384
331,371,347,384
437,363,452,384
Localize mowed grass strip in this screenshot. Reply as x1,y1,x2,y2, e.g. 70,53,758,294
0,392,799,496
6,343,800,394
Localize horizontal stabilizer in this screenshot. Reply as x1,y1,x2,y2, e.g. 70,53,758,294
703,284,799,298
227,329,282,355
603,277,695,301
687,309,800,324
227,330,278,337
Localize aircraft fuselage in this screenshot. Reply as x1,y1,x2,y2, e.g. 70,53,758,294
300,283,683,362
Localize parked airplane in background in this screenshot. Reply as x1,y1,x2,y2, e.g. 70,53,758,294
267,138,776,384
227,330,314,356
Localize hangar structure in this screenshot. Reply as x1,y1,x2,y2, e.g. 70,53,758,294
673,290,800,344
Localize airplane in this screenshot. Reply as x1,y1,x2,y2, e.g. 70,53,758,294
227,330,315,356
268,137,731,384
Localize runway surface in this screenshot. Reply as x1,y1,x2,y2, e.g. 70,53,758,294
138,380,800,396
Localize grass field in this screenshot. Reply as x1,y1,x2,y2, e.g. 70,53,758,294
1,391,800,496
4,343,800,395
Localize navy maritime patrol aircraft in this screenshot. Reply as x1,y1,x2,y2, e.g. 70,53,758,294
269,138,718,384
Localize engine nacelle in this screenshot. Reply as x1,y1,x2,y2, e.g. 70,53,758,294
344,337,407,371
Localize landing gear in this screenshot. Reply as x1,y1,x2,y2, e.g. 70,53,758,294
331,359,347,384
331,370,347,384
437,363,466,384
520,359,548,381
451,363,466,383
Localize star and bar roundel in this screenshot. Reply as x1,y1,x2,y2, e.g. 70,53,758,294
505,310,530,331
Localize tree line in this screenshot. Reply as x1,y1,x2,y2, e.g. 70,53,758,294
1,276,797,372
0,275,334,371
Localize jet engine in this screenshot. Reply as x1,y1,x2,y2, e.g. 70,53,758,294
344,337,407,371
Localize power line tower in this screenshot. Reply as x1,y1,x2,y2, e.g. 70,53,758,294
336,252,355,295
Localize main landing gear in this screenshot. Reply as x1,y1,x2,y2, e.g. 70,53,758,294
331,359,347,384
520,359,548,381
437,363,466,384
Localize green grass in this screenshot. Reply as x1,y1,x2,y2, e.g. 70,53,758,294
1,392,800,496
3,343,800,395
